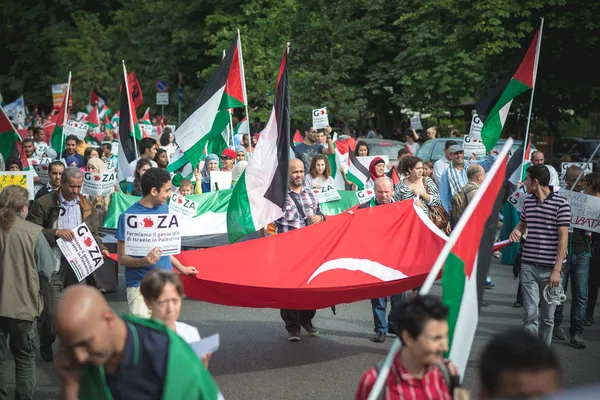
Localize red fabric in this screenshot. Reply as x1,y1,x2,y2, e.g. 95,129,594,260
390,167,401,186
293,129,303,144
127,71,143,109
225,40,245,105
513,29,540,89
368,156,385,181
16,129,29,139
335,138,356,155
355,355,452,400
179,201,446,309
87,105,100,127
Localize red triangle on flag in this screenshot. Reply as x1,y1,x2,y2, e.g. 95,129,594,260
513,29,540,89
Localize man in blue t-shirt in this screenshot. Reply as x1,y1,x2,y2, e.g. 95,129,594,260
116,168,198,317
294,124,334,173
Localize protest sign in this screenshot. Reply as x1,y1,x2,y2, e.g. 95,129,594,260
356,188,375,204
507,186,527,212
0,171,35,200
124,214,181,256
139,123,153,138
34,142,49,158
559,162,593,181
104,159,117,171
468,114,483,140
56,223,104,282
64,119,88,140
410,116,423,131
559,189,600,233
169,192,199,219
312,107,329,129
210,171,232,191
190,333,220,359
82,172,116,196
110,142,119,156
52,83,69,110
356,155,390,172
312,185,342,203
33,163,50,185
462,135,487,159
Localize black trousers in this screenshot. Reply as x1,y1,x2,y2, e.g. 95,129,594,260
280,309,316,333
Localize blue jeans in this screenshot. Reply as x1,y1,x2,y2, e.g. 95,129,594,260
371,292,411,333
554,252,590,335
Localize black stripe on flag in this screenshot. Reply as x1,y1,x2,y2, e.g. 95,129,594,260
349,149,370,177
264,47,290,210
119,73,136,165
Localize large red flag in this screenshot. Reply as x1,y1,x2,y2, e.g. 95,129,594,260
127,71,143,109
179,200,446,309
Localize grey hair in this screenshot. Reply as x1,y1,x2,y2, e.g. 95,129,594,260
61,166,83,184
374,176,393,190
467,165,484,181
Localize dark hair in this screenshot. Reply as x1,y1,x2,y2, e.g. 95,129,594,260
355,141,369,156
32,127,42,137
445,140,458,150
140,167,171,197
159,131,171,147
22,137,34,146
309,154,332,179
65,134,79,144
424,161,434,169
302,122,313,134
401,156,423,176
389,295,448,344
585,172,600,194
138,137,157,155
154,148,168,167
83,147,99,168
480,329,559,395
101,142,111,151
397,148,410,158
140,269,183,302
5,157,22,171
133,158,153,196
526,164,550,187
49,160,65,173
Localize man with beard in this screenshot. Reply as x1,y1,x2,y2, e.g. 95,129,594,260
294,124,334,173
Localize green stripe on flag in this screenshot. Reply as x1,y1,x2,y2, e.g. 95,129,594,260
441,252,467,353
346,171,365,190
220,93,246,110
183,109,231,167
226,171,256,242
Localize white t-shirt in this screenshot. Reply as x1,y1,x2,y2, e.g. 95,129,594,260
175,321,201,344
126,158,158,182
406,142,420,155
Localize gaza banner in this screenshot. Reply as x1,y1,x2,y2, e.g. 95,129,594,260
169,192,200,219
56,223,104,282
104,189,362,237
64,119,88,140
124,214,181,256
82,171,116,196
312,185,342,203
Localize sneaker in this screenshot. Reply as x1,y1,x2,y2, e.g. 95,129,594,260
40,345,53,362
287,331,301,342
552,326,566,341
570,334,587,349
513,301,523,308
301,322,319,336
373,331,386,343
485,276,495,289
584,316,594,326
492,251,501,259
387,326,397,337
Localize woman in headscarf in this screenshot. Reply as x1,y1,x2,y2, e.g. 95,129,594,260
81,147,100,173
366,157,386,189
232,160,248,186
65,156,80,168
5,157,23,171
195,154,219,193
234,145,246,162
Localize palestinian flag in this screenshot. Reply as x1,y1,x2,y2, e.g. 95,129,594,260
346,150,370,190
51,73,72,154
293,129,303,145
328,137,355,190
433,139,511,377
127,71,143,109
111,111,120,134
0,105,23,165
87,90,107,112
234,117,249,135
139,107,153,138
477,27,542,152
86,104,100,128
104,114,113,130
206,126,229,158
170,34,247,171
226,45,289,243
117,63,140,183
507,138,531,195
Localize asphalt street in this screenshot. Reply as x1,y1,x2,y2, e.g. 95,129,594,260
3,258,600,399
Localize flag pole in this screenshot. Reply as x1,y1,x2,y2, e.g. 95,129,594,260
60,72,72,157
237,29,252,153
122,61,139,159
519,18,544,181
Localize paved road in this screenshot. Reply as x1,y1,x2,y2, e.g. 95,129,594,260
4,259,600,398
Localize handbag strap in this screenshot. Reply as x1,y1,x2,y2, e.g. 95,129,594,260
289,191,307,224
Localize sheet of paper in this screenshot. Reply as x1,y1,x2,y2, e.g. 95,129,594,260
189,333,220,358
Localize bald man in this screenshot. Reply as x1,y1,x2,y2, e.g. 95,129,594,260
531,151,560,190
274,159,326,342
53,286,220,400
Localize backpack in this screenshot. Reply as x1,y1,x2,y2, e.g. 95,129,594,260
450,191,469,229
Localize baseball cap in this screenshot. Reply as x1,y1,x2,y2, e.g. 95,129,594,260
449,144,464,154
221,148,236,159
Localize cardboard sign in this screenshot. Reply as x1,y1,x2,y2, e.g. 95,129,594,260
64,119,88,140
124,214,181,256
82,172,116,196
410,116,423,131
34,142,49,158
312,107,329,129
56,223,104,282
139,123,153,138
104,159,117,171
111,142,119,156
507,187,528,212
311,185,342,203
462,135,487,159
559,189,600,233
169,192,199,219
51,83,69,110
559,162,593,181
468,114,483,140
33,163,51,185
356,155,390,172
356,188,375,204
210,171,232,191
0,171,35,200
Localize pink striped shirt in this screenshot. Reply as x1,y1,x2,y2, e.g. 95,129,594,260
355,356,452,400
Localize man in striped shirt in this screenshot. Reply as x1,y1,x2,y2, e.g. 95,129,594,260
510,164,570,346
355,295,457,400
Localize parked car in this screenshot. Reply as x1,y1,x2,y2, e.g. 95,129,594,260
551,137,599,170
360,138,406,169
416,137,535,163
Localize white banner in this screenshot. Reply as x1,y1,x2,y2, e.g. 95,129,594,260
104,159,117,172
311,185,342,203
559,162,593,181
410,116,423,131
210,171,232,191
559,189,600,233
468,114,483,140
33,162,50,185
312,107,329,129
462,135,487,159
124,214,181,256
356,188,375,204
64,119,88,140
56,223,104,282
82,172,116,196
169,192,199,219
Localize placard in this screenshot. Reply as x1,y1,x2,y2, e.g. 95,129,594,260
124,214,181,256
507,187,528,213
139,123,153,138
63,119,88,140
82,172,116,196
410,116,423,131
169,192,199,219
51,83,69,110
34,142,49,158
33,163,50,185
0,171,35,200
462,135,487,159
56,223,104,282
468,114,483,140
312,107,329,129
356,188,375,204
559,162,593,181
104,159,117,171
210,171,232,191
311,185,342,203
559,189,600,233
